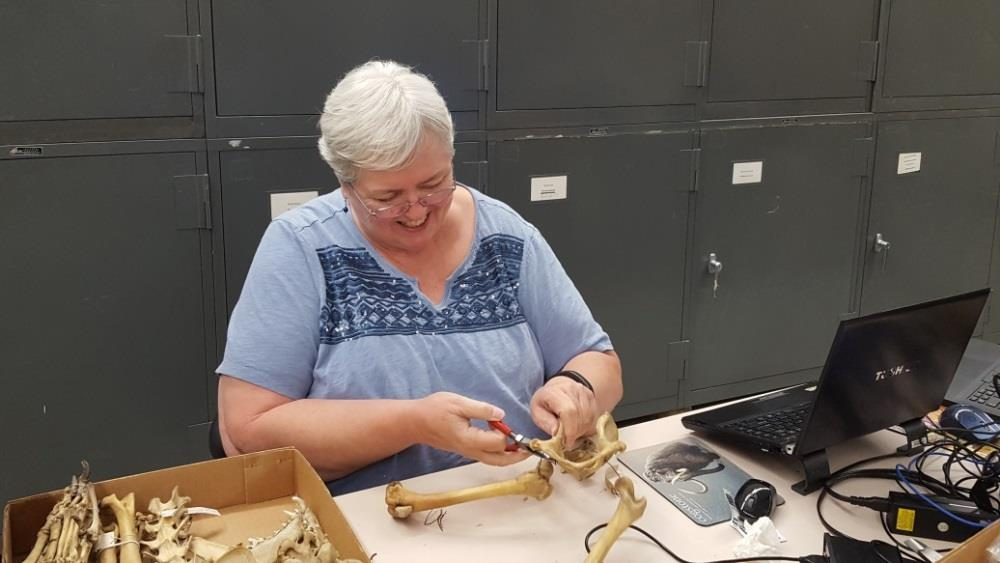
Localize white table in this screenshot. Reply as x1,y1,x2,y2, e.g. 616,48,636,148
335,410,947,562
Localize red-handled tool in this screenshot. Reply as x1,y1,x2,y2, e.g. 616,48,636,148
488,420,553,461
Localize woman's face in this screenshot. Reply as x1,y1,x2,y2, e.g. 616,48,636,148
347,136,456,255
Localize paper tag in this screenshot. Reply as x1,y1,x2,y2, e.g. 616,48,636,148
530,176,568,201
160,506,221,518
95,532,116,552
732,162,763,185
270,191,320,219
897,152,921,175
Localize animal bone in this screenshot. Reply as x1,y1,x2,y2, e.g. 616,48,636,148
23,462,102,563
101,493,142,563
584,476,647,563
137,486,196,563
384,460,554,519
243,496,359,563
530,413,626,480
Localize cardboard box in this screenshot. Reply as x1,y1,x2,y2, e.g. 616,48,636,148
3,448,370,563
939,520,1000,563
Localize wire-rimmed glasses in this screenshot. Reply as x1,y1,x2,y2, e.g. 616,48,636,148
348,183,457,219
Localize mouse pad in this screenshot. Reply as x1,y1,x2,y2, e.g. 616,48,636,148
618,437,782,526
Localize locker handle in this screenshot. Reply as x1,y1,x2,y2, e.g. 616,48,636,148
873,233,891,272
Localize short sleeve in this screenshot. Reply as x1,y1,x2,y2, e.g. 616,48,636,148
217,220,322,398
518,229,613,375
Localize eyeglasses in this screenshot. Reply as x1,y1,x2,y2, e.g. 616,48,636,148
348,182,457,219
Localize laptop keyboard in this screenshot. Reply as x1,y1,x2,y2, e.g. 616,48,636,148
721,403,811,443
967,376,1000,408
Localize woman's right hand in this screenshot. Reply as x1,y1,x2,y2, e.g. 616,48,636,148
414,392,530,466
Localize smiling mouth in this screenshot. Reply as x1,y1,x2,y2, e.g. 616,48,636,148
398,215,428,229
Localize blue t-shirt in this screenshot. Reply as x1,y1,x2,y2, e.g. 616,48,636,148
218,185,612,494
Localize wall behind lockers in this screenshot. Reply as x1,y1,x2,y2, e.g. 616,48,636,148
1,0,999,504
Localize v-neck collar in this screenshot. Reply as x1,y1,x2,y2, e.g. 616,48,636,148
341,183,481,312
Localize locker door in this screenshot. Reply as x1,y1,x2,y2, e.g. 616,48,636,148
0,1,200,141
491,0,704,127
488,130,693,418
706,0,876,117
860,117,1000,315
0,144,213,504
687,121,870,404
210,1,480,135
875,1,1000,111
217,138,486,316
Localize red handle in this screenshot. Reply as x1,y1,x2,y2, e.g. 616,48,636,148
488,420,520,452
489,419,513,435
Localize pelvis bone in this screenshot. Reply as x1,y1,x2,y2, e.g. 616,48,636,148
530,412,626,480
385,460,554,519
584,475,647,563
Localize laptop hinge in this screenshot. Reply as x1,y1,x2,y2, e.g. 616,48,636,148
668,339,690,383
896,418,927,455
792,450,831,495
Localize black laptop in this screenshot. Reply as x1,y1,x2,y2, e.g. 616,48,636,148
682,289,989,492
945,338,1000,416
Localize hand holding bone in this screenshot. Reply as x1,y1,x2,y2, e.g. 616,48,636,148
530,377,600,447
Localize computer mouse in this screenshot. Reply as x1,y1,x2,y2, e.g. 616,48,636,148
940,403,1000,442
735,478,777,523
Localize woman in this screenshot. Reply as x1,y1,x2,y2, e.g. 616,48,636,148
217,60,622,494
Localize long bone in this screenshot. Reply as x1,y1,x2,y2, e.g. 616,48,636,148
385,460,554,519
584,475,647,563
101,493,142,563
530,412,626,480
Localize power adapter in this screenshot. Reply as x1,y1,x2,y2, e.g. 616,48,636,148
884,491,994,542
824,534,901,563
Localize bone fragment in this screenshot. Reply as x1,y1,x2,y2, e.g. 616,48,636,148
531,413,626,480
584,476,647,563
385,460,554,519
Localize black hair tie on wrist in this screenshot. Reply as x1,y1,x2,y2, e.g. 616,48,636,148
549,369,595,394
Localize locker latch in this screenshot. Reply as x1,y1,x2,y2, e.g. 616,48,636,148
873,233,891,272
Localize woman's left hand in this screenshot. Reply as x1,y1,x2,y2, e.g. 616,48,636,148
530,377,599,447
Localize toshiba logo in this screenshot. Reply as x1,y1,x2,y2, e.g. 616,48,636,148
874,364,914,381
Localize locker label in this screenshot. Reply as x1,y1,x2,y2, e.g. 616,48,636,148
530,176,568,202
270,190,319,219
732,161,763,185
897,152,922,175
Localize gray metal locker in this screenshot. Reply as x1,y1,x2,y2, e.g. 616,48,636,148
214,136,486,316
0,1,203,144
860,116,1000,316
686,118,873,406
874,1,1000,112
704,0,877,119
489,0,705,128
486,128,695,419
0,141,215,506
207,0,482,138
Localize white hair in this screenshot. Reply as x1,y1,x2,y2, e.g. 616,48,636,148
317,60,455,185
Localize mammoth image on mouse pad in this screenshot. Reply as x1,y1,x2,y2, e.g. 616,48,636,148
618,437,783,526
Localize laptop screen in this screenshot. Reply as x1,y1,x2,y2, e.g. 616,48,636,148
795,288,990,455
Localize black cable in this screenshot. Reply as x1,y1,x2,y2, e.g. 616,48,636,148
583,523,811,563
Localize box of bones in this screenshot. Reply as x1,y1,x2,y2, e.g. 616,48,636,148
2,448,370,563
